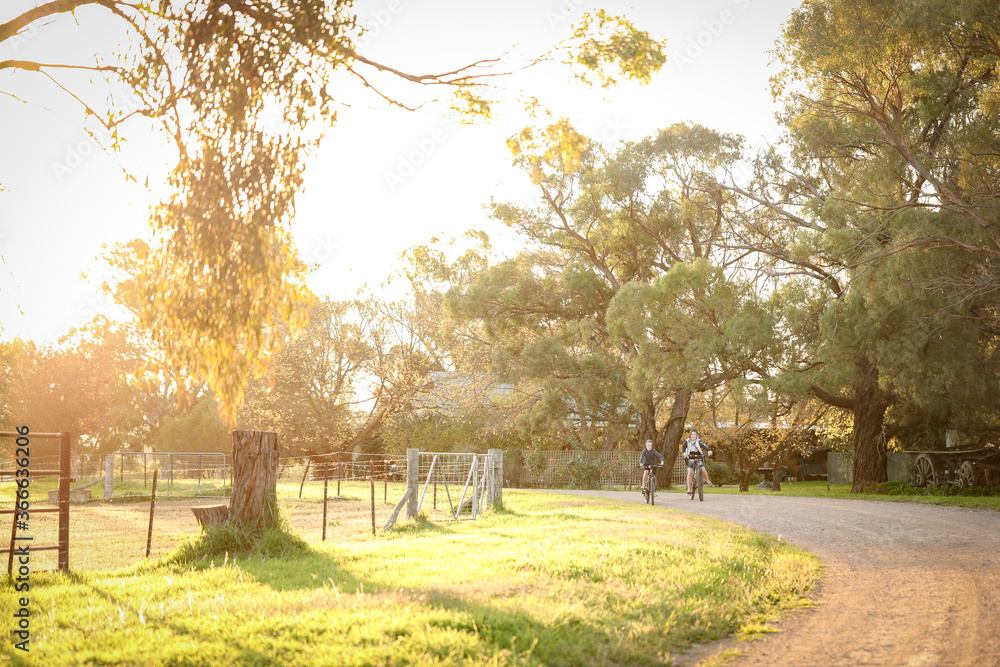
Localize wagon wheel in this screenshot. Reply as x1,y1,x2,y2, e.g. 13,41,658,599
912,454,937,488
958,460,979,489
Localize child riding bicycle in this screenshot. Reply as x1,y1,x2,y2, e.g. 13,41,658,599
681,429,714,493
639,439,664,496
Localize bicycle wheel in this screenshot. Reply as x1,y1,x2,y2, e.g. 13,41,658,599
650,475,656,506
697,467,704,501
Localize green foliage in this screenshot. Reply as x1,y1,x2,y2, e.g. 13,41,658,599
569,10,667,88
148,396,230,453
452,120,771,453
168,499,308,564
746,0,1000,490
706,461,736,487
564,457,604,489
879,480,1000,498
524,448,548,476
168,522,309,564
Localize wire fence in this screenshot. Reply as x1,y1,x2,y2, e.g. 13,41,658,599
504,449,687,489
105,452,231,499
415,452,498,521
1,445,681,573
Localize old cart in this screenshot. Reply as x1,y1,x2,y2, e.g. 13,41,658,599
908,447,1000,488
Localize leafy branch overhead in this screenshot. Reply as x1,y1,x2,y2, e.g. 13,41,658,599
0,1,666,423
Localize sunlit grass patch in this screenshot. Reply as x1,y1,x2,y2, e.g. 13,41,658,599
1,490,819,666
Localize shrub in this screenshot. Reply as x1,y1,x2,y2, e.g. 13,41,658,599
566,457,603,489
706,461,736,486
525,449,548,477
879,480,1000,497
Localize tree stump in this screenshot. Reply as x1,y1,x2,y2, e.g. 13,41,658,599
191,504,229,528
229,430,279,528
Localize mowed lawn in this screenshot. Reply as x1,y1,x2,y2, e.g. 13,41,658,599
2,490,819,666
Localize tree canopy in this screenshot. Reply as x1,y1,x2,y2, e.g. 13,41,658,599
1,1,666,423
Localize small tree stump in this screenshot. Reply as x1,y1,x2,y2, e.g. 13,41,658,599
230,430,279,528
191,504,229,528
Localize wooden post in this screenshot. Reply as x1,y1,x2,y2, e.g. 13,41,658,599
58,432,70,571
370,477,376,536
192,504,229,527
145,470,158,557
406,449,419,519
229,430,279,528
298,457,311,499
6,487,17,576
488,449,503,505
322,471,329,542
472,460,479,520
104,455,114,500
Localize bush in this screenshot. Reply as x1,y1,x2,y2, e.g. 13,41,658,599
706,461,736,486
879,480,1000,497
524,449,548,477
566,457,603,489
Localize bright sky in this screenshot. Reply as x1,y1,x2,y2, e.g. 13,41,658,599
0,0,802,347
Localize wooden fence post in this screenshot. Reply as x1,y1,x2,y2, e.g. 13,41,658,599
145,470,158,558
488,449,503,505
58,432,70,571
322,469,329,542
230,430,279,528
406,449,419,519
298,457,311,499
104,455,114,500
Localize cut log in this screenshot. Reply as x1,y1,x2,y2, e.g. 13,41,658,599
192,504,229,528
229,430,280,528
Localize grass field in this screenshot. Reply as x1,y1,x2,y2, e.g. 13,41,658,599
0,479,422,572
1,490,818,666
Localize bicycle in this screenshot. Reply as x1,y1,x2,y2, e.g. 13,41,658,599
687,453,706,501
640,464,662,505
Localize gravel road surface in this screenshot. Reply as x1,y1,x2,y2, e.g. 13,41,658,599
551,489,1000,666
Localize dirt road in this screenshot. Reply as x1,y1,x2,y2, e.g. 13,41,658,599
555,489,1000,666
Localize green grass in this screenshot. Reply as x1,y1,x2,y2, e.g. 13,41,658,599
661,480,1000,510
1,490,818,666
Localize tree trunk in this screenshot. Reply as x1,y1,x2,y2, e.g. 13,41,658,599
851,360,890,493
230,430,280,528
658,388,692,488
771,453,784,492
191,504,229,528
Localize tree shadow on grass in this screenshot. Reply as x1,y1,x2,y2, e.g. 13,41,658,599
419,589,687,667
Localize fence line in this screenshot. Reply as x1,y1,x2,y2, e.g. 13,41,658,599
505,449,687,488
104,452,230,499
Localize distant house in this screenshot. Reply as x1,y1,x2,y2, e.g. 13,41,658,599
408,371,514,417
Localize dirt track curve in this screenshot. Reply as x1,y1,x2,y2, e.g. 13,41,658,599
554,489,1000,667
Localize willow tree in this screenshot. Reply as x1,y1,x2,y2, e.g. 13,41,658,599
730,0,1000,490
0,2,665,422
